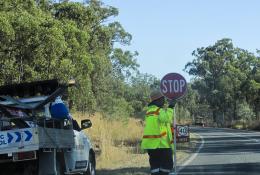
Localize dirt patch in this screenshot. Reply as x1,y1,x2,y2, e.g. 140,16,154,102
95,149,194,175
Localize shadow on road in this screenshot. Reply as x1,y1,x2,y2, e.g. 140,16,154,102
179,162,260,175
96,167,149,175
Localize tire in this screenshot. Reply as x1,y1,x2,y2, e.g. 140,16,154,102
56,159,62,175
23,160,38,175
56,152,65,175
86,154,95,175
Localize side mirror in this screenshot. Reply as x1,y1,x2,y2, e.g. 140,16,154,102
81,119,92,130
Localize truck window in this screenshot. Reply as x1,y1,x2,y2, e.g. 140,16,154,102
72,119,81,131
0,120,18,131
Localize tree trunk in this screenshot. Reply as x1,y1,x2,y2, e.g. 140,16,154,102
255,98,260,121
233,100,237,120
213,110,217,122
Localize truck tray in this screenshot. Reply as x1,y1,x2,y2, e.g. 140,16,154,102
0,127,75,154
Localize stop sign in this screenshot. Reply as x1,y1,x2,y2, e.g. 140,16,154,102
160,73,187,100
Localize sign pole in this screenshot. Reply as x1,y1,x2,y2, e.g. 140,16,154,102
160,72,188,175
174,108,177,175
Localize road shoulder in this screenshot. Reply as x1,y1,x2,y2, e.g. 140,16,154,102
177,132,204,173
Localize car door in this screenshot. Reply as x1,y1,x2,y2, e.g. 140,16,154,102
64,120,89,173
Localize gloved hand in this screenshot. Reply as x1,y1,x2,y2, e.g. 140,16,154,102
168,99,177,108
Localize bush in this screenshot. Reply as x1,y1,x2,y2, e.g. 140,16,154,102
237,101,255,122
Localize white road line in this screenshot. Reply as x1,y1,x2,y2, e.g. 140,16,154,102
169,128,260,175
176,133,205,173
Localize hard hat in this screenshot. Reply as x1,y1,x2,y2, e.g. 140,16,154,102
150,90,164,102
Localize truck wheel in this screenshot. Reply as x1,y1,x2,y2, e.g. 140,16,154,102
56,152,65,175
23,160,38,175
86,154,95,175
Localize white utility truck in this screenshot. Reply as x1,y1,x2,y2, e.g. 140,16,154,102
0,80,95,175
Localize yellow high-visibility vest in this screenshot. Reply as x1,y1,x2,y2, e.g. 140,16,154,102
141,105,174,150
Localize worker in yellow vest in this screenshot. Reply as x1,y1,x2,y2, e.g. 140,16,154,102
141,90,175,175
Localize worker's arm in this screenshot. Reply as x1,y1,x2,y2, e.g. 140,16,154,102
158,108,174,123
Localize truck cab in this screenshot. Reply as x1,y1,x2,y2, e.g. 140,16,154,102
194,117,205,127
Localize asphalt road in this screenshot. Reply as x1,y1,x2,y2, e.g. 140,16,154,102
178,127,260,175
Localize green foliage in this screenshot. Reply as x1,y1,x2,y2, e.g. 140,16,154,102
0,0,150,118
185,38,260,125
237,101,255,121
175,104,191,124
2,1,259,124
127,73,160,116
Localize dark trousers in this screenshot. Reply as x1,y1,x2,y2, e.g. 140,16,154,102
147,148,173,175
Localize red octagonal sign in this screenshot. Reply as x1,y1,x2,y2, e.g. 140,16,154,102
160,73,187,100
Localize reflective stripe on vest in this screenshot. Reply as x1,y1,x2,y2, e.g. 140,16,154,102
146,107,160,116
143,131,167,139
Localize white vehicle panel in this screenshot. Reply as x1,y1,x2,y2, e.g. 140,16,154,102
64,130,91,173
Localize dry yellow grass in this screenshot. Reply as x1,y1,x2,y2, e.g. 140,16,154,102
73,113,195,174
73,113,147,169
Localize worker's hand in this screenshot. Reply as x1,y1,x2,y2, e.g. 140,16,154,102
168,99,177,108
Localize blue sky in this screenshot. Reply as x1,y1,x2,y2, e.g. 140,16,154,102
79,0,260,81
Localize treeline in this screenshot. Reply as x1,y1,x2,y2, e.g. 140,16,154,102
183,39,260,127
0,0,158,118
1,1,259,125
